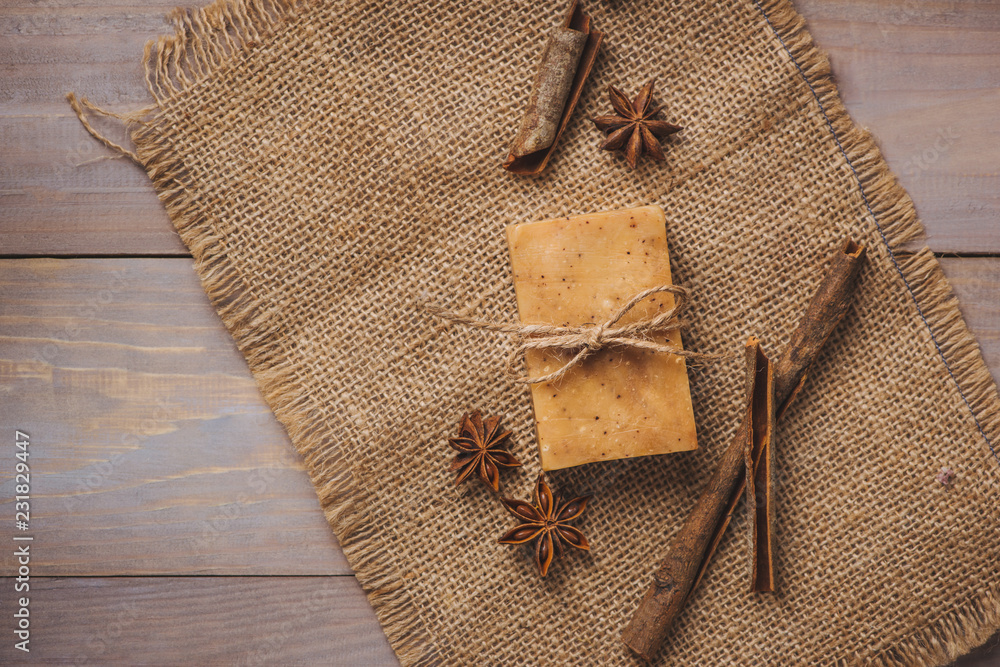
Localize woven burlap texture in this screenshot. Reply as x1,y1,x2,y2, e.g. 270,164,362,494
78,0,1000,664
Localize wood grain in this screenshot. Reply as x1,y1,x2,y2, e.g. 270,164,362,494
797,0,1000,254
0,116,181,255
0,255,997,557
0,0,998,664
941,257,1000,379
0,258,349,575
2,255,997,662
0,576,397,666
0,1,997,254
0,3,182,255
0,576,990,666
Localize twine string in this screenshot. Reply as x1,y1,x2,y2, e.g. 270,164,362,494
428,285,720,384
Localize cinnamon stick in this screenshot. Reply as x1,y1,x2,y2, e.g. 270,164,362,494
746,342,776,593
621,238,866,662
503,0,603,175
686,339,769,598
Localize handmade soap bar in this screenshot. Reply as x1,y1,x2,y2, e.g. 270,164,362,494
507,205,698,471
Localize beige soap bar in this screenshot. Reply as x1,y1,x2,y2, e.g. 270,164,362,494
507,205,698,471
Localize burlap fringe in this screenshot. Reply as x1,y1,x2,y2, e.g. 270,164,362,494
756,1,1000,665
87,1,442,664
753,0,1000,475
67,0,1000,664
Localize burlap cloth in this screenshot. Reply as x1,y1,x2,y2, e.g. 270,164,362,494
74,0,1000,664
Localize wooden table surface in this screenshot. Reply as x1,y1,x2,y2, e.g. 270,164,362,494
1,0,998,664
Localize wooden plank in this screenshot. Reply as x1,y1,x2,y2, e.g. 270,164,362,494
955,633,1000,667
0,115,182,255
0,576,991,667
0,577,397,666
0,249,995,658
0,32,168,114
0,256,998,578
0,5,183,255
940,257,1000,386
0,248,997,658
0,1,998,255
796,0,1000,254
0,258,350,575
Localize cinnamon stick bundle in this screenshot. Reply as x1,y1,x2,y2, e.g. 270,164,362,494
502,0,603,175
621,238,866,662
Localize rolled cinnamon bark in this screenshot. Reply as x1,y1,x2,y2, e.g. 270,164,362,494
503,0,603,175
506,29,587,159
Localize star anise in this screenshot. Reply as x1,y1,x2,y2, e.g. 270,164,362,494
593,79,682,169
499,474,591,577
448,410,522,492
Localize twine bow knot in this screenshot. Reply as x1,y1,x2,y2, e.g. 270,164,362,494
429,284,715,384
584,323,605,351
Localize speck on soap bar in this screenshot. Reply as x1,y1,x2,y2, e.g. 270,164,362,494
506,205,698,471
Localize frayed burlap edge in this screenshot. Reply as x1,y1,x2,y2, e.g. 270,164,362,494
755,1,1000,665
70,1,443,664
67,0,1000,664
